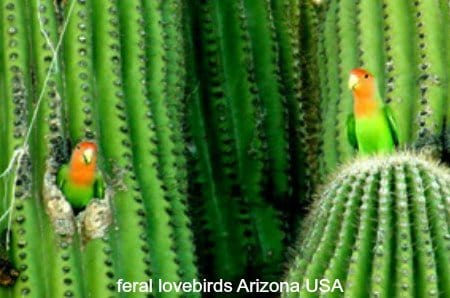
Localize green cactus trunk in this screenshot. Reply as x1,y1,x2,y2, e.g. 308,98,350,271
0,0,199,297
284,153,450,298
318,0,450,176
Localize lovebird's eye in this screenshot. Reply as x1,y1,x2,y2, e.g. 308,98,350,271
364,74,369,79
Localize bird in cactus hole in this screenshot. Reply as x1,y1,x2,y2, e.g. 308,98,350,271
347,68,399,155
57,141,104,210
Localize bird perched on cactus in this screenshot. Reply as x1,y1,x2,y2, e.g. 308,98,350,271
57,141,104,209
347,68,399,155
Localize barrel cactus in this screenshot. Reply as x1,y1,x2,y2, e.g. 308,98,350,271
284,153,450,297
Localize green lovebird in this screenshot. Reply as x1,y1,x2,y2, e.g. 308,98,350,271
57,141,104,209
347,68,399,155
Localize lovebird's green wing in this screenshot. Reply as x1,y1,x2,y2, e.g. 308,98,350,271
347,114,358,150
93,172,105,199
383,105,399,146
57,164,69,190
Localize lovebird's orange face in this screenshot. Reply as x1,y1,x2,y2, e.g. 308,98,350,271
72,141,97,166
348,68,376,99
69,141,98,185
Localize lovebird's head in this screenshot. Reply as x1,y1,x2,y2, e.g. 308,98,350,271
348,68,376,99
71,141,98,167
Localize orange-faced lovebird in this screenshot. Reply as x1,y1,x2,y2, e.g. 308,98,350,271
347,68,399,155
57,141,104,209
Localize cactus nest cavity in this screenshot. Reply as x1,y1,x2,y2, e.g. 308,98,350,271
284,153,450,297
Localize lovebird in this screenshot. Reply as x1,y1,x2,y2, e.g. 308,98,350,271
347,68,399,155
57,141,104,209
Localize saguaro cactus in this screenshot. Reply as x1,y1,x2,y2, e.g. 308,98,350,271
0,0,199,297
284,153,450,298
184,0,320,281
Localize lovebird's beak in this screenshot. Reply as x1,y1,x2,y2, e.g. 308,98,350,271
348,73,359,90
82,148,94,164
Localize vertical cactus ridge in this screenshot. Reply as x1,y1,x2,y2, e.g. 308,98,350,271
320,0,339,174
298,1,323,190
26,1,88,297
62,0,117,297
357,0,386,95
270,0,310,205
411,0,448,154
381,0,418,145
315,4,329,168
189,0,288,279
62,0,97,142
213,0,285,273
0,1,46,297
298,172,366,298
406,165,440,297
420,168,450,296
91,0,151,287
366,169,393,297
118,0,199,290
284,153,450,298
284,173,357,295
242,0,290,201
195,0,254,279
439,181,450,231
392,164,414,298
443,0,450,160
117,0,179,285
335,0,360,162
159,1,199,283
368,167,394,298
184,0,248,281
342,171,380,298
11,156,48,298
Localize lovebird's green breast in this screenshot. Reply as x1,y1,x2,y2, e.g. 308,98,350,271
355,110,395,154
62,181,95,209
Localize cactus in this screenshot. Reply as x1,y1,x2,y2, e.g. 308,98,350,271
0,0,448,297
184,0,291,280
317,0,450,176
0,0,199,297
284,153,450,298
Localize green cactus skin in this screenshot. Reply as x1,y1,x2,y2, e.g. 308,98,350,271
284,154,450,298
270,0,310,205
443,0,450,160
319,0,339,175
119,0,198,292
242,0,290,203
184,0,249,281
189,0,289,279
318,0,450,176
0,0,201,296
25,1,86,297
63,0,117,297
381,0,418,146
0,1,48,296
297,1,323,191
